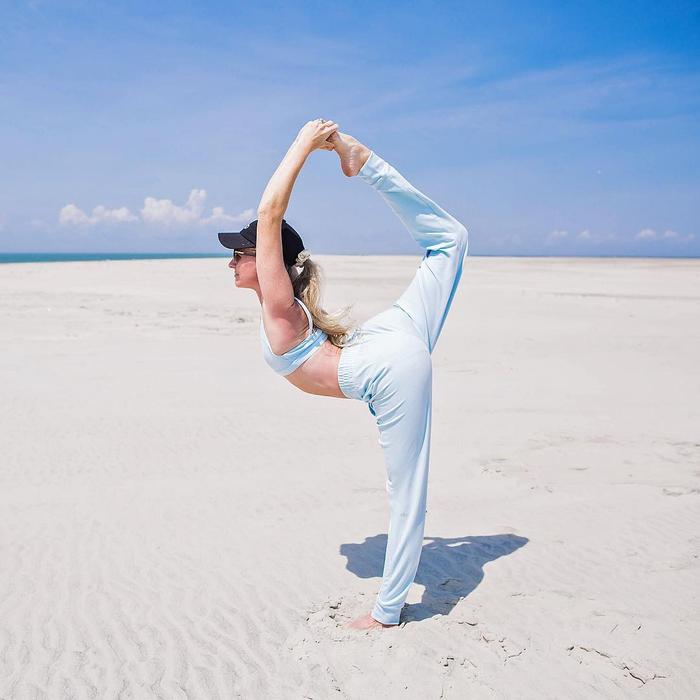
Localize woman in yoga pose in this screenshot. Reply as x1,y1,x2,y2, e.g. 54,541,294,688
219,119,469,630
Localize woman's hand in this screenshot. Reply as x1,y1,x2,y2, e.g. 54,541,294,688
294,119,339,154
257,120,337,215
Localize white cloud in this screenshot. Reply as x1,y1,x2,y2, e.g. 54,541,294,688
634,228,695,243
141,189,251,227
547,229,568,240
59,203,137,225
141,189,207,226
92,205,137,223
571,229,618,243
203,206,255,226
58,190,252,229
59,204,90,225
58,189,255,228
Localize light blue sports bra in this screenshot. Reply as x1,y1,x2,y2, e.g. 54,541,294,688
259,297,328,376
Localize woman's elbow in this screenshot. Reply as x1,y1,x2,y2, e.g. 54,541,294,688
257,204,285,220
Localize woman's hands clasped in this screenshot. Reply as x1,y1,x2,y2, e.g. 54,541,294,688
295,118,339,154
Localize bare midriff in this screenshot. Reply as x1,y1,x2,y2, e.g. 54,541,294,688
283,339,348,398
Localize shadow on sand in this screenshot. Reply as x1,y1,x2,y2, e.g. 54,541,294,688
340,533,529,623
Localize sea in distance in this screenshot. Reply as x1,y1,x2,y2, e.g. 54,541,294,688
0,253,231,264
1,252,696,264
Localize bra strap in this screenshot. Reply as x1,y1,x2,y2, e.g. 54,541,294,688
294,297,314,338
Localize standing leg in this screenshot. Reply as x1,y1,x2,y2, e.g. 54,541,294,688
359,150,468,353
346,149,465,628
370,340,433,625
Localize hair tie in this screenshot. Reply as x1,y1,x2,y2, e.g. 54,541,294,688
295,249,311,267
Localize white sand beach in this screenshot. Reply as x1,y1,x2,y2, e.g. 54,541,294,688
1,255,699,699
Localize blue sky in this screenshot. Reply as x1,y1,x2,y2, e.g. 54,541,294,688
1,0,698,256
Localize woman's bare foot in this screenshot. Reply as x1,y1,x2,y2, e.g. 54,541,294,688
344,612,398,630
327,131,372,177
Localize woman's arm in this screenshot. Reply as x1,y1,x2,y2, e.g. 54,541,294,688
257,140,309,216
254,138,311,312
257,119,338,216
255,120,338,315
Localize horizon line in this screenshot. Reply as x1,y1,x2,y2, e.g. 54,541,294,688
1,251,699,261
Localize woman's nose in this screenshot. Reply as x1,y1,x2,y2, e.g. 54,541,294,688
228,258,235,269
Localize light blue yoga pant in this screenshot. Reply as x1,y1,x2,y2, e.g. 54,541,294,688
337,149,469,625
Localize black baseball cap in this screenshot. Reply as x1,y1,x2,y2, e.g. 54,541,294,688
218,219,305,267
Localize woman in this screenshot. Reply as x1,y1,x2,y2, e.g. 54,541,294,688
219,119,469,630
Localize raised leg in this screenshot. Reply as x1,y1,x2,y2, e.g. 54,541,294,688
359,150,468,353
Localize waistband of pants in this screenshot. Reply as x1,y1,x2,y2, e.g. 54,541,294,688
337,331,368,402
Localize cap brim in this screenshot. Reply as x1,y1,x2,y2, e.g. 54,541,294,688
218,231,254,249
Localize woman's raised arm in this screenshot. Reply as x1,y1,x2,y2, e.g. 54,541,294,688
255,120,338,314
257,119,338,216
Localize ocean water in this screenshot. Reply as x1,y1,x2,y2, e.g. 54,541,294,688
0,253,231,264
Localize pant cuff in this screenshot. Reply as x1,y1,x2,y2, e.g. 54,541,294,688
371,602,400,626
358,149,390,187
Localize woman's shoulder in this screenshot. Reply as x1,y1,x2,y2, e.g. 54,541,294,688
260,296,318,351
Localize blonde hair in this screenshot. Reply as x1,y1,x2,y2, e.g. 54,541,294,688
287,255,358,348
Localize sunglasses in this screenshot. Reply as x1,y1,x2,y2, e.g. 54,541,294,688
232,249,256,260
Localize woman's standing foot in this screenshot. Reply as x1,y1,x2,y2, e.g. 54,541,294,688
344,612,398,630
328,132,372,177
